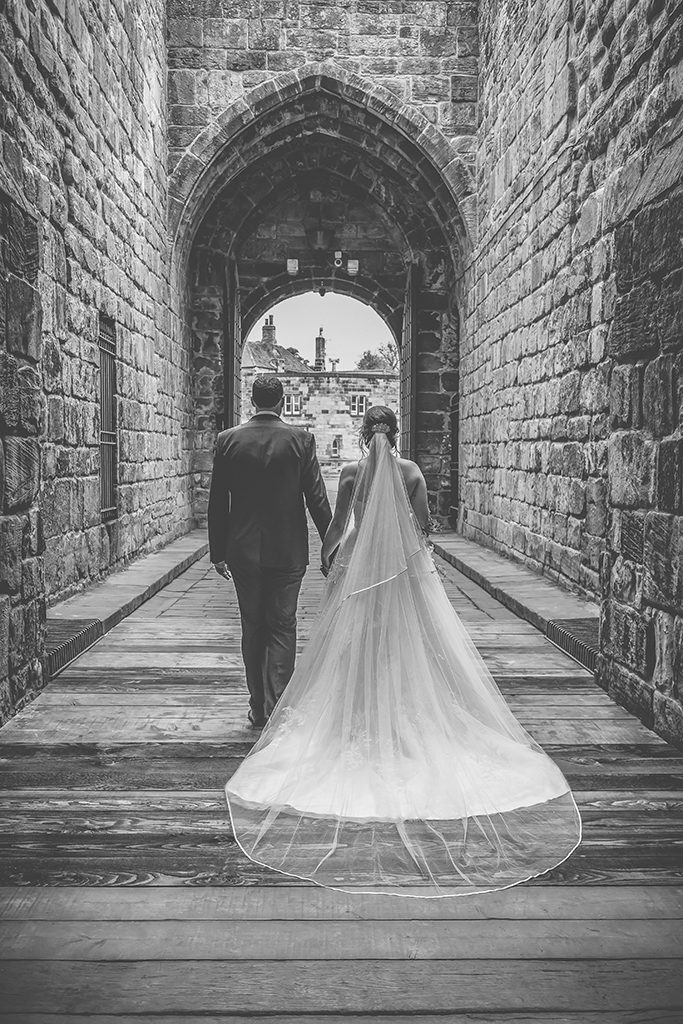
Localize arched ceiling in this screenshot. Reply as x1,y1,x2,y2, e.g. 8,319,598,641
173,67,473,292
190,133,455,336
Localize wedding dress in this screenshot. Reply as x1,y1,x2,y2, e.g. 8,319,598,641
225,431,581,896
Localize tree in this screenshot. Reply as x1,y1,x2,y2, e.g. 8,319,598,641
356,344,399,373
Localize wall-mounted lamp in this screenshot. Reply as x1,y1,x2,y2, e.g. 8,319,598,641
347,259,359,276
286,258,299,276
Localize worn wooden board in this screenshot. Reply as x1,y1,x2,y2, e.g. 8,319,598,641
1,1015,682,1024
1,883,681,921
2,542,682,1017
2,917,682,960
1,960,682,1014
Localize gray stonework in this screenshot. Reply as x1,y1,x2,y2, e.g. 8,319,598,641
1,1,681,742
166,0,479,175
0,174,45,722
0,1,194,723
465,0,682,743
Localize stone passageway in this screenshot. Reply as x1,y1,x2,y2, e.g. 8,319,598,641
0,534,682,1017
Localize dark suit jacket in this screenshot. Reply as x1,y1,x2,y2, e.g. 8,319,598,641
207,413,332,568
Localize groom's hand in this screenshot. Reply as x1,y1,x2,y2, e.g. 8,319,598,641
213,561,232,581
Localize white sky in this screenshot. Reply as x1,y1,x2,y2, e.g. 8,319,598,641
245,293,396,369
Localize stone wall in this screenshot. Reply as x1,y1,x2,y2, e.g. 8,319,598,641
166,0,479,174
465,0,682,740
0,174,45,723
0,1,195,722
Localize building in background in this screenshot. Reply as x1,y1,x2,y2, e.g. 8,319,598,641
241,319,399,472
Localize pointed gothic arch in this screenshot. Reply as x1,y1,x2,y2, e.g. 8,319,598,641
176,60,470,526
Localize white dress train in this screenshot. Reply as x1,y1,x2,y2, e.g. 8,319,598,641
225,432,582,897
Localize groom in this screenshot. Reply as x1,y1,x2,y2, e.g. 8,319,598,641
208,375,332,727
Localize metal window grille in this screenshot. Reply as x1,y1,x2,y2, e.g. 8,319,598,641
98,314,118,522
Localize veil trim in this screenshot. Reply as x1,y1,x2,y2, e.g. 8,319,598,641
225,789,584,900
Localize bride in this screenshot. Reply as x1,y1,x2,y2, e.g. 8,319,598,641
225,406,581,897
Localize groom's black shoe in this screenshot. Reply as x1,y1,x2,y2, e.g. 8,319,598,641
248,710,267,728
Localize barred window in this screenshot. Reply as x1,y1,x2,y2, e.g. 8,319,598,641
350,394,368,416
284,394,302,416
98,313,118,522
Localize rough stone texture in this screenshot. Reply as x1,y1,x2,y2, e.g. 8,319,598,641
3,0,680,743
166,0,479,175
465,0,683,742
0,180,45,723
0,1,194,723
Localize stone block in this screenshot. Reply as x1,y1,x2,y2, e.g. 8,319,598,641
572,188,604,252
6,275,42,364
611,555,643,607
643,512,680,609
599,656,655,728
652,610,675,695
18,365,44,435
0,516,22,594
656,438,682,513
0,589,9,684
653,690,683,748
450,74,477,101
607,282,659,360
609,362,642,428
619,511,645,564
606,601,655,678
586,477,608,536
657,269,683,354
642,355,676,437
411,76,451,102
563,441,585,478
608,431,656,507
2,438,40,513
559,370,581,413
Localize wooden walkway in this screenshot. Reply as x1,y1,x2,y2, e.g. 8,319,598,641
1,534,683,1018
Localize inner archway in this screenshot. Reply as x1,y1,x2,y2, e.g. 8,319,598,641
176,66,470,525
240,294,399,479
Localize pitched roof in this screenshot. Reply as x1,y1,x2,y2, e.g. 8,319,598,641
243,339,311,373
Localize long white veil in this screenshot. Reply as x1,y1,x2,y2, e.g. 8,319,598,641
225,432,581,896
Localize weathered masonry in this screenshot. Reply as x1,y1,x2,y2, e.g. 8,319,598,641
0,0,681,742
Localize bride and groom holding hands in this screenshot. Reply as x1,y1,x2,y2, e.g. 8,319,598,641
208,374,581,897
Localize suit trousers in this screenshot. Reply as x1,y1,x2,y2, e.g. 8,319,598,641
228,560,306,718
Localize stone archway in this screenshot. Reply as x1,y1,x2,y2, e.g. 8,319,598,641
170,63,473,525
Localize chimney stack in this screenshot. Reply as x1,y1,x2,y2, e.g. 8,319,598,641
261,314,276,346
315,326,326,371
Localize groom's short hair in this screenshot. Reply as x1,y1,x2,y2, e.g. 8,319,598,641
252,375,284,408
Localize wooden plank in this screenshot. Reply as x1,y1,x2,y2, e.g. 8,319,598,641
2,1014,682,1024
0,714,658,745
2,884,681,922
1,960,681,1014
0,842,681,888
30,694,635,719
0,789,681,818
2,917,681,961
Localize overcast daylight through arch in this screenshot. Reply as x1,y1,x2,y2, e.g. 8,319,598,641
245,294,396,370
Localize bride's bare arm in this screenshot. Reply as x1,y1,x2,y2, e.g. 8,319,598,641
405,464,430,532
321,463,357,570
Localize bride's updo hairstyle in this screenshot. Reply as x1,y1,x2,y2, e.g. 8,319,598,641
360,405,399,451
